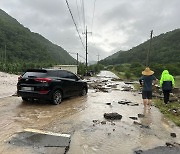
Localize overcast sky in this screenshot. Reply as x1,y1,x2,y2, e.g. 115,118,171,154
0,0,180,62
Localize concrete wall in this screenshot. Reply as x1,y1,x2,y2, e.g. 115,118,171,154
53,65,77,74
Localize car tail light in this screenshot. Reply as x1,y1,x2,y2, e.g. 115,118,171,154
34,78,52,83
18,76,22,81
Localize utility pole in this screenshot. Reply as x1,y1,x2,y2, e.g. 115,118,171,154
5,44,6,70
97,54,100,63
85,26,88,68
146,30,153,66
77,53,79,66
83,26,92,73
0,48,2,62
68,52,79,66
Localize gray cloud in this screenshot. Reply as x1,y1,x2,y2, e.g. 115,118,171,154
0,0,179,62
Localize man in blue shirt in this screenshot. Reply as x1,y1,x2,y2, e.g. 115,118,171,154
139,67,158,109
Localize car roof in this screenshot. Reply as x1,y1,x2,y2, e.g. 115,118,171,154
25,68,72,73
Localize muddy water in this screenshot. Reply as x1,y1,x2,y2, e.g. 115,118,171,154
0,71,179,154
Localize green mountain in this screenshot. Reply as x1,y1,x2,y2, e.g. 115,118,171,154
0,9,76,64
100,29,180,65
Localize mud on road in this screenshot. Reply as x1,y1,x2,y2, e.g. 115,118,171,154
0,71,180,154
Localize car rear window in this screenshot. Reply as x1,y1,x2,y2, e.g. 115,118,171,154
22,72,47,78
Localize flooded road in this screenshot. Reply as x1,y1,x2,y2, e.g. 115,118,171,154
0,71,179,154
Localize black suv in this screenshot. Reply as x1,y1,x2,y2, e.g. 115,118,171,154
17,69,88,105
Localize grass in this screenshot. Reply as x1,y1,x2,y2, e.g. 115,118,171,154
111,70,138,81
153,99,180,126
111,70,125,80
175,76,180,88
111,70,180,126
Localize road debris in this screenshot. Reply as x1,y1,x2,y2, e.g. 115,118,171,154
170,133,177,138
133,121,150,129
129,117,138,120
121,85,133,91
9,129,71,148
166,142,180,147
135,144,180,154
138,114,145,118
104,113,122,120
101,121,107,125
118,100,139,106
118,100,132,105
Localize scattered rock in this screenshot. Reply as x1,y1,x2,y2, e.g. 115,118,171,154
169,97,179,102
118,100,132,105
129,117,138,120
133,121,150,128
118,101,128,105
121,86,132,91
92,120,99,123
130,103,139,106
140,125,150,129
170,133,177,138
135,145,180,154
111,122,116,125
106,103,111,105
107,133,111,136
113,129,115,131
111,78,123,81
138,114,145,118
135,150,143,154
124,81,136,84
166,142,175,147
133,121,142,125
101,121,107,125
172,88,180,94
152,93,164,98
118,100,139,106
104,113,122,120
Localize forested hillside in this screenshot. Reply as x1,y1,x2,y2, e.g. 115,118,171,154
0,9,76,66
100,29,180,65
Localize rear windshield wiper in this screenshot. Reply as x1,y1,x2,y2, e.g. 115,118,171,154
28,76,37,78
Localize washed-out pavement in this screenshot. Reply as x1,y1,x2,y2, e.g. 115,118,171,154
0,71,179,154
0,72,18,98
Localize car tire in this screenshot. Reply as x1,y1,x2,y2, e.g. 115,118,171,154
81,87,87,96
52,90,62,105
22,97,29,101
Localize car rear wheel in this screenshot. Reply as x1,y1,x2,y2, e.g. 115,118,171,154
81,87,87,96
52,90,62,105
22,97,29,101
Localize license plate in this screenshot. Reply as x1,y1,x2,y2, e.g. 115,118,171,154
21,87,34,91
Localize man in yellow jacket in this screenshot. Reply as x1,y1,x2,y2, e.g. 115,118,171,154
160,70,175,104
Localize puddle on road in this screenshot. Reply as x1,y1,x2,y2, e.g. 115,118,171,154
66,90,180,154
135,145,180,154
9,129,71,148
0,71,179,154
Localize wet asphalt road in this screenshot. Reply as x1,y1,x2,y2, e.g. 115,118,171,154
0,71,179,154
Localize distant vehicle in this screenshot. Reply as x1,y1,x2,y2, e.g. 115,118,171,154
17,69,88,105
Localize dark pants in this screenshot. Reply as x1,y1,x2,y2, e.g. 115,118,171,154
163,90,171,104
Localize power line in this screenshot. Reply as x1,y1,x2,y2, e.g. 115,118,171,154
91,0,97,33
81,0,86,32
65,0,85,50
78,54,86,60
76,0,83,32
68,52,86,60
